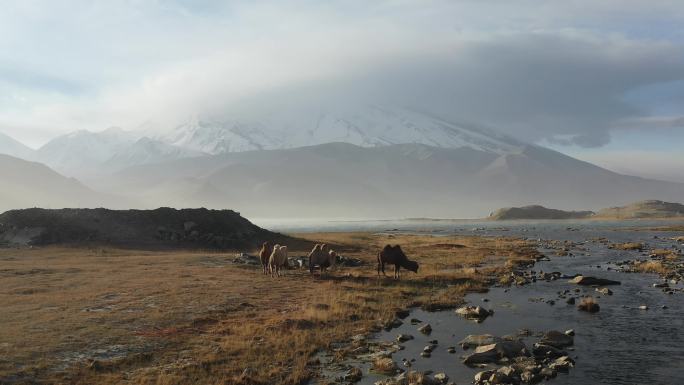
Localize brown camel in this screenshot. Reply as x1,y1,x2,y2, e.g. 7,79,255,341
377,244,419,279
259,241,274,274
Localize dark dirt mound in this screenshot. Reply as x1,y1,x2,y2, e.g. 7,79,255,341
0,207,302,250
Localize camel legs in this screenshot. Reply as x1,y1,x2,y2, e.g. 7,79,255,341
378,261,387,277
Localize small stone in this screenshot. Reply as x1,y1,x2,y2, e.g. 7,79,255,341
344,367,363,382
418,323,433,335
447,346,456,354
434,372,449,383
638,305,649,310
397,334,414,343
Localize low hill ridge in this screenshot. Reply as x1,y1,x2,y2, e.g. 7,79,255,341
0,207,297,249
489,205,595,220
596,200,684,219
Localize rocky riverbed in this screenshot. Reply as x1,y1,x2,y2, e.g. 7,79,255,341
314,221,684,385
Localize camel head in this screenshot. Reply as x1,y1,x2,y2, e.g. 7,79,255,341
404,260,419,273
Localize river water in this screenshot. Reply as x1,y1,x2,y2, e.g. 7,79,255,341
277,219,684,385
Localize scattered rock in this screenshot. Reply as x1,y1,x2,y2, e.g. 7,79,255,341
396,334,414,343
384,318,403,331
533,343,567,359
540,330,574,348
418,323,433,335
548,356,575,373
455,305,493,322
463,340,529,365
459,334,503,349
596,287,613,295
344,367,363,382
433,372,449,384
569,275,621,286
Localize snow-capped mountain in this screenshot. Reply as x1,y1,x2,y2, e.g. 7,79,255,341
0,132,35,160
102,137,206,171
152,105,525,156
36,127,138,176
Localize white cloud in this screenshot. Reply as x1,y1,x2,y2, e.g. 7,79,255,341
1,0,684,150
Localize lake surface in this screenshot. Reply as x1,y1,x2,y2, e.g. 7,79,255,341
294,219,684,385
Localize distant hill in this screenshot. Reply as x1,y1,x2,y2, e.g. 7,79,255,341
596,200,684,219
0,132,35,159
0,154,128,213
0,207,302,250
489,205,595,220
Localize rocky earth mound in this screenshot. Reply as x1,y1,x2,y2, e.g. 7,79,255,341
0,207,296,250
489,205,594,220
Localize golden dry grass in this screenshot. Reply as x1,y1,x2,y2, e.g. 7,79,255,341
632,260,670,275
0,232,537,385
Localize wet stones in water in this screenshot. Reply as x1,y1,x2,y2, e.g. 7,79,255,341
410,318,422,325
548,355,575,373
568,275,621,286
462,340,530,366
455,305,493,322
638,305,649,310
433,372,449,384
384,318,403,331
566,297,576,305
595,287,613,295
417,323,432,335
533,343,567,359
565,329,575,336
343,367,363,383
396,334,414,343
459,334,503,349
540,330,574,349
447,346,457,354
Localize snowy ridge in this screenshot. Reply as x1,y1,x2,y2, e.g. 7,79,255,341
153,105,525,155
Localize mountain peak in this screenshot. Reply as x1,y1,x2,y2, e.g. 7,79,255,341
152,105,525,156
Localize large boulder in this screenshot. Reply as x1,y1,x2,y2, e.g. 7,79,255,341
539,330,574,348
548,356,575,373
459,334,503,349
463,340,529,365
568,275,621,286
532,343,567,359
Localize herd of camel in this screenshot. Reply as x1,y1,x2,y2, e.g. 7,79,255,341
258,241,420,279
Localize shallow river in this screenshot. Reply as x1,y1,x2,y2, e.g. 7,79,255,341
280,219,684,385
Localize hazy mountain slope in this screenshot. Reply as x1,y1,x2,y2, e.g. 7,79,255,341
0,154,129,213
101,137,206,172
0,132,35,160
93,142,684,218
36,127,138,176
152,106,525,155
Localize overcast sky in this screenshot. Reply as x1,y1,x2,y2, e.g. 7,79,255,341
1,0,683,181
